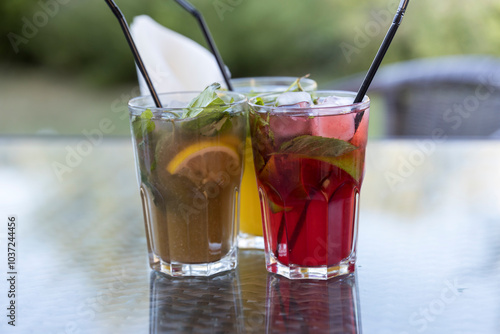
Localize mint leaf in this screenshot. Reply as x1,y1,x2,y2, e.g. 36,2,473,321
187,82,221,108
180,82,235,136
250,108,268,127
133,109,155,138
278,135,356,157
254,150,265,172
254,97,265,106
181,110,230,136
275,135,362,180
284,74,310,93
253,113,272,144
185,83,226,118
269,200,293,214
199,114,231,136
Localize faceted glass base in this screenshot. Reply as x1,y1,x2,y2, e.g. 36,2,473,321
238,233,264,250
150,247,237,277
265,252,355,280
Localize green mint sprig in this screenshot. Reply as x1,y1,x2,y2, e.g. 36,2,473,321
182,83,234,135
185,83,227,118
275,135,361,181
132,109,155,138
283,74,310,93
278,135,356,157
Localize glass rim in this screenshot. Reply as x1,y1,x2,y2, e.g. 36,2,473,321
128,90,248,112
248,90,370,115
231,76,317,85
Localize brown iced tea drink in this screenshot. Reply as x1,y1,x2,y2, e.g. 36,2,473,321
129,85,247,276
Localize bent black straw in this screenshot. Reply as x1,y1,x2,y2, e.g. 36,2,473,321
105,0,163,108
353,0,409,130
354,0,410,103
174,0,234,91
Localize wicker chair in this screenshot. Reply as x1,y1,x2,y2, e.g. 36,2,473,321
326,55,500,137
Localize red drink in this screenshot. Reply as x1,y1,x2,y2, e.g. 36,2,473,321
249,91,369,279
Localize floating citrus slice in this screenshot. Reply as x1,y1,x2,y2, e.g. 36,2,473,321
167,139,240,184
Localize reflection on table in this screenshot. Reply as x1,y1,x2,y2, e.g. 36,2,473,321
149,253,361,334
149,271,244,333
266,274,361,333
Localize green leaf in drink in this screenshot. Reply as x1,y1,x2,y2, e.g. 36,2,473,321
283,74,310,93
253,150,266,172
275,135,361,180
133,109,155,138
278,135,356,157
182,110,226,134
185,83,227,118
181,83,235,135
254,97,265,106
269,200,293,214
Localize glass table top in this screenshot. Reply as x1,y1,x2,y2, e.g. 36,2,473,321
0,137,499,333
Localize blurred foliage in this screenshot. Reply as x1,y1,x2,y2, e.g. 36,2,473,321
2,0,500,86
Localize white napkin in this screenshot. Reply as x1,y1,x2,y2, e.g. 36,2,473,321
130,15,227,95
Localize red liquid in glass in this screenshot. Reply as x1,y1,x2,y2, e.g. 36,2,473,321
251,108,368,269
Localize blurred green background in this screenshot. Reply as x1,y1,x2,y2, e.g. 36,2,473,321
1,0,500,136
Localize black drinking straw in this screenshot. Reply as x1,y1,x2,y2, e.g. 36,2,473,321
354,0,410,104
173,0,234,91
279,0,411,259
105,0,163,108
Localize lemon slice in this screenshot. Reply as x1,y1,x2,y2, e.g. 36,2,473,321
167,139,240,184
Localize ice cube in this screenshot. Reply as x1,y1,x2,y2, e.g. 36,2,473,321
270,115,312,144
311,112,355,141
275,92,313,107
351,108,369,146
314,96,354,108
